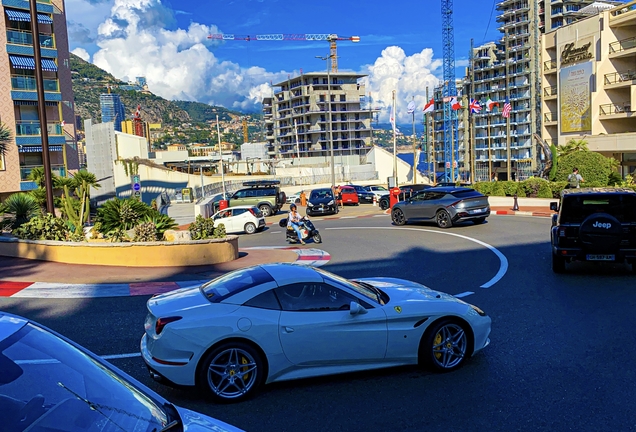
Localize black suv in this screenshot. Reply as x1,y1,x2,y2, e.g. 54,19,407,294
228,180,286,217
550,188,636,273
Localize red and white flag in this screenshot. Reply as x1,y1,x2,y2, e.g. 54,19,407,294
486,98,499,112
502,98,512,118
423,98,435,113
450,97,461,111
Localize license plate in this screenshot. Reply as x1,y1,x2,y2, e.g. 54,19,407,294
469,208,486,214
587,254,615,261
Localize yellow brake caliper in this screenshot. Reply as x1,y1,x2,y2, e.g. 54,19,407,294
241,356,250,381
434,333,442,359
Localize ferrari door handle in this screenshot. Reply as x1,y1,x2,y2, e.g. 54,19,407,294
283,326,294,333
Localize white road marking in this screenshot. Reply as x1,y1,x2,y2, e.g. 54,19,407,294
373,214,389,217
102,353,141,360
454,291,475,298
326,227,508,289
270,230,281,234
339,216,357,219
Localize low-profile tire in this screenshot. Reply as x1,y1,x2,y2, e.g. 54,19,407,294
380,200,389,211
473,217,486,225
420,320,469,372
392,208,407,226
259,204,272,217
552,253,566,273
436,210,453,229
313,233,322,243
197,342,264,403
244,222,256,234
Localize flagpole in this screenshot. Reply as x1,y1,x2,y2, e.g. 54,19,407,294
470,38,476,184
505,30,512,180
488,115,492,180
426,88,433,184
451,123,455,182
411,96,417,184
392,90,398,186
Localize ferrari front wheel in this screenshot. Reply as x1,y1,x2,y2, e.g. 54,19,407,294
197,342,264,403
421,320,469,372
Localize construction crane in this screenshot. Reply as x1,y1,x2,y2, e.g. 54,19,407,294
207,33,360,72
441,0,459,182
242,117,248,143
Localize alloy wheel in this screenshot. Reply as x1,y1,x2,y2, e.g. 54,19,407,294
205,347,259,401
392,209,406,226
430,323,467,370
436,210,452,229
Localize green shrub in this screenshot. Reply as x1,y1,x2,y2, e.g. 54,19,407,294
550,181,568,198
537,182,553,198
515,183,526,197
0,193,41,230
555,151,615,186
501,181,518,196
607,171,623,186
549,144,558,181
13,213,82,242
214,223,226,238
491,182,506,196
189,215,216,240
474,182,493,195
134,222,158,242
521,178,550,197
95,198,152,235
146,213,178,238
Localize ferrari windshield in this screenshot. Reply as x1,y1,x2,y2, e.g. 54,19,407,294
314,268,383,305
201,266,274,303
0,320,168,432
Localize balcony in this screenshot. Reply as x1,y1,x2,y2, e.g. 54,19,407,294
543,85,557,98
609,36,636,55
544,113,558,123
15,120,63,136
6,30,55,48
604,70,636,86
599,103,633,116
544,60,557,73
11,75,58,92
20,164,65,182
610,1,636,27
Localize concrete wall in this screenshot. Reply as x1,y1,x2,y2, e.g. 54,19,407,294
366,146,431,185
85,120,117,198
0,236,239,267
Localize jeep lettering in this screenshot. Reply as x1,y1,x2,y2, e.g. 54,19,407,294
592,221,611,229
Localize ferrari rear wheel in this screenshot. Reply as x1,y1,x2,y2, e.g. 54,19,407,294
421,320,469,372
198,342,264,403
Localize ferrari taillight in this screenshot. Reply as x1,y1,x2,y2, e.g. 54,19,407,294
155,316,182,335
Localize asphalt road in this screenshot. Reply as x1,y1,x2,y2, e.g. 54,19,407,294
2,214,636,432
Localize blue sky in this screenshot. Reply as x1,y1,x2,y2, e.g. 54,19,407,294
66,0,503,122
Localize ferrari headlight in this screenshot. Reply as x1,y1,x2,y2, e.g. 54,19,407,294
328,200,334,205
469,304,487,316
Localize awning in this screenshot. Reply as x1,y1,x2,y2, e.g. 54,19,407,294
5,9,53,24
9,55,57,72
18,145,63,153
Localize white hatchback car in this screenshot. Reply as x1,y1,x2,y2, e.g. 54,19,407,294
212,206,265,234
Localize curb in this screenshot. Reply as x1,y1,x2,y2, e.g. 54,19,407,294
492,210,552,217
0,247,331,299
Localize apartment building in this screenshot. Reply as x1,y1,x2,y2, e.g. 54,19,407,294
263,72,373,162
541,0,636,177
100,93,125,132
0,0,79,196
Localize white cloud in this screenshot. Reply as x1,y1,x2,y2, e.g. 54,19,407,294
362,46,442,124
71,47,91,61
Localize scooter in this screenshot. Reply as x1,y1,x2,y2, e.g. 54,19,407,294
279,216,322,244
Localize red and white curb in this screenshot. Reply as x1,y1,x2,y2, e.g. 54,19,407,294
492,210,552,217
0,247,331,299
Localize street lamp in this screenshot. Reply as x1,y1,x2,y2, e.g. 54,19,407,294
316,55,336,189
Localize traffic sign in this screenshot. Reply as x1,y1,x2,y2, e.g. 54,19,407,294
132,174,140,183
133,183,141,191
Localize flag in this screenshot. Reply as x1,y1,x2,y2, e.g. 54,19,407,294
450,97,461,110
502,98,512,118
423,98,434,113
389,106,396,131
486,98,499,112
60,120,65,127
469,99,481,114
407,100,416,114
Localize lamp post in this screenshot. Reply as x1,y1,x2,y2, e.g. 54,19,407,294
316,55,335,189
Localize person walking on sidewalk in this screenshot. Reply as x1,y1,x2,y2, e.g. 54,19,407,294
568,167,584,188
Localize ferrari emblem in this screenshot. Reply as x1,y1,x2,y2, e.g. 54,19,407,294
394,306,402,314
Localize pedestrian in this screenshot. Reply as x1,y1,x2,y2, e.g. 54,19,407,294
567,167,584,188
335,185,343,208
491,172,498,182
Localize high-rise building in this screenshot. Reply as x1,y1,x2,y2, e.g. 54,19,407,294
263,72,373,162
447,0,601,181
99,93,125,132
0,0,79,195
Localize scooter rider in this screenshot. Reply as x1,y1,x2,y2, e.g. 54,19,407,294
287,203,306,245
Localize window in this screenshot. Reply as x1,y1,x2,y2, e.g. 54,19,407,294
274,283,357,311
201,266,274,303
232,208,247,216
244,290,281,310
0,155,4,171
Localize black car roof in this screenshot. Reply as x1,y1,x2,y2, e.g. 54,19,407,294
562,187,636,196
431,186,475,193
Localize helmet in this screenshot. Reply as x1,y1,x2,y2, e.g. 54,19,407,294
290,203,297,210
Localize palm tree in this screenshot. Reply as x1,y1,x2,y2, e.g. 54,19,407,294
558,139,589,158
0,122,11,159
0,193,41,230
70,169,101,196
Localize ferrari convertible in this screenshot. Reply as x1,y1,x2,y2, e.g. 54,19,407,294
141,264,491,402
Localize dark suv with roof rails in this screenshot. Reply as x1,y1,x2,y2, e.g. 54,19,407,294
550,188,636,273
228,180,286,217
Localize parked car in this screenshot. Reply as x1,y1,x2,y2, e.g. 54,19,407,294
366,185,389,199
549,187,636,273
141,263,491,403
0,312,243,431
305,188,338,216
379,184,433,210
286,191,302,204
208,192,232,213
228,180,286,217
391,187,490,228
213,205,265,234
348,185,375,204
339,186,359,206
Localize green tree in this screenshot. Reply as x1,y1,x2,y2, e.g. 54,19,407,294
555,151,617,186
557,139,589,158
70,169,101,196
0,122,11,158
0,193,42,230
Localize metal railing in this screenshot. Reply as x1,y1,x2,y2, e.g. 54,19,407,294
609,36,636,54
20,164,65,181
544,113,557,122
15,121,63,136
604,70,636,85
6,30,54,48
544,60,557,72
599,103,633,115
544,85,558,97
11,75,59,92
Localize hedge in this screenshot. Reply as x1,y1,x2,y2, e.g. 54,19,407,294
470,179,636,198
